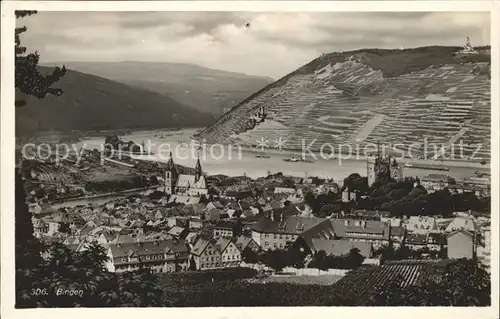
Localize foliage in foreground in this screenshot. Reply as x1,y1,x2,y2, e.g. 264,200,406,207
16,242,163,308
368,259,491,306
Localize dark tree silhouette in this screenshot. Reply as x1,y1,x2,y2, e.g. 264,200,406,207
58,222,71,235
242,246,259,264
14,12,162,308
15,11,66,107
368,259,491,306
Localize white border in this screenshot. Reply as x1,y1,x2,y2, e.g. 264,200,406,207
1,1,499,319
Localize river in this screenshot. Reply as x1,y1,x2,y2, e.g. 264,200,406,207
75,128,490,182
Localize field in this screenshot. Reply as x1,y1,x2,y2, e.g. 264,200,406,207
248,274,344,285
80,165,138,183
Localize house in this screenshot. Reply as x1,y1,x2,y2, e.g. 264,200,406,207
251,214,333,251
234,236,260,252
225,209,237,219
274,187,296,195
381,217,402,227
189,237,222,270
47,220,61,236
33,219,49,238
213,221,234,239
405,233,429,250
29,202,43,215
426,232,447,251
295,203,313,217
330,219,391,249
447,230,475,259
106,239,189,273
420,174,455,193
165,216,178,228
168,239,191,271
445,217,478,234
390,226,406,248
168,194,201,205
191,203,207,215
185,232,199,245
167,226,188,239
205,208,222,221
406,216,437,234
189,217,203,230
341,190,357,202
216,237,241,268
484,226,491,252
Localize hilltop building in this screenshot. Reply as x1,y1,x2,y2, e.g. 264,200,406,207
367,143,403,186
164,152,208,197
457,36,478,55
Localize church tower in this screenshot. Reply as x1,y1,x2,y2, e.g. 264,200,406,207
194,157,202,183
165,152,178,195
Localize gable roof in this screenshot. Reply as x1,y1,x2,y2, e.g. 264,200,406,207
167,226,186,237
109,240,173,259
427,232,447,245
191,203,207,214
168,195,201,205
407,216,436,230
447,229,474,239
176,174,207,189
330,219,389,240
215,237,234,254
445,217,478,233
190,237,214,256
234,236,255,251
406,233,428,245
252,216,325,235
390,226,406,237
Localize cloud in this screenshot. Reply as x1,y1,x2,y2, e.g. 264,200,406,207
17,11,490,78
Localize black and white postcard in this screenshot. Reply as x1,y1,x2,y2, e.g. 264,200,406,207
1,1,498,318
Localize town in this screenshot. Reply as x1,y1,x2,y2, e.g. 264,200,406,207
24,142,492,282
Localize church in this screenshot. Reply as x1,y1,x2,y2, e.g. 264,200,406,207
367,144,403,187
164,152,208,197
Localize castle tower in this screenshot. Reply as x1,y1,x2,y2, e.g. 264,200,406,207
367,141,393,186
165,152,178,195
194,157,202,183
390,157,403,180
367,156,377,187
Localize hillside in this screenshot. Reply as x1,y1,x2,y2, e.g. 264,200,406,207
16,67,215,137
41,61,274,115
196,46,491,161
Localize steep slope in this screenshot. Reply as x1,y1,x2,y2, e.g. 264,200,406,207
16,67,215,136
197,46,491,161
41,61,274,115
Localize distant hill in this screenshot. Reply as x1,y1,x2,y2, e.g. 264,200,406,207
41,61,274,115
196,46,491,161
16,67,216,137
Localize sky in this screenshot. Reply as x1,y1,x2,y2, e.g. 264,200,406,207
18,11,490,79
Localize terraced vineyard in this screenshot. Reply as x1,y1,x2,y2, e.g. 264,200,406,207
32,163,76,184
331,260,450,304
197,46,491,161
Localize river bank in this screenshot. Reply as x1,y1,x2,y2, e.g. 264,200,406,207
49,186,161,209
